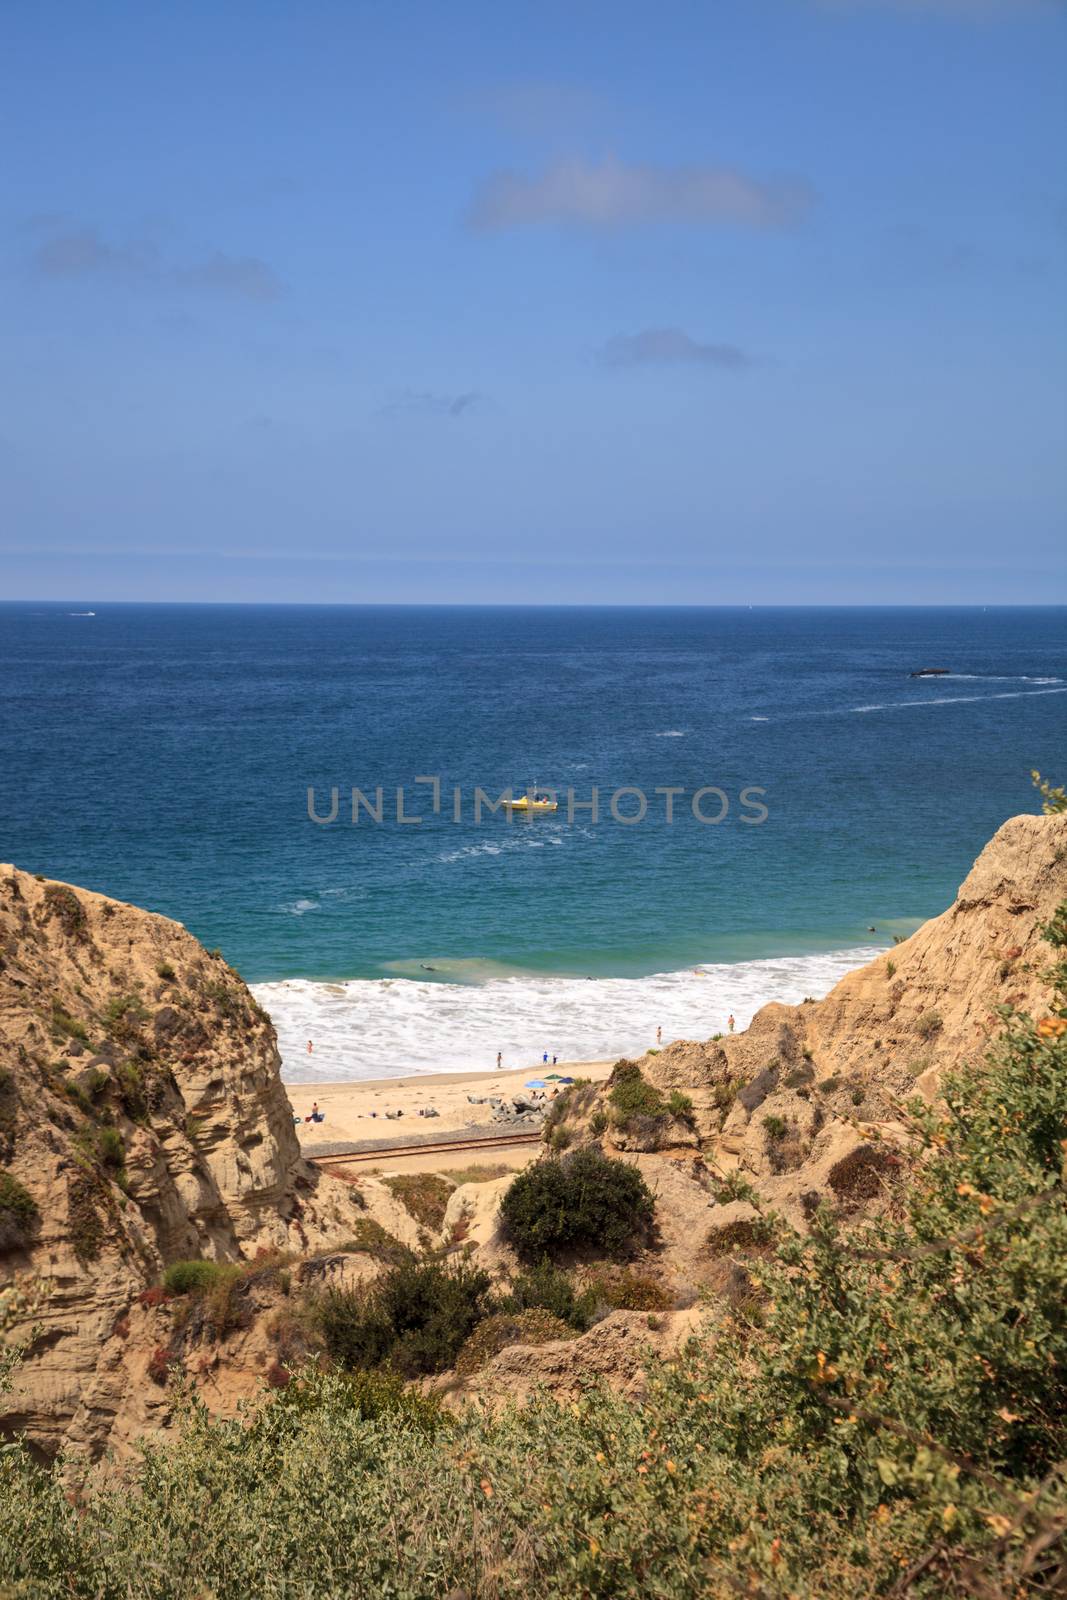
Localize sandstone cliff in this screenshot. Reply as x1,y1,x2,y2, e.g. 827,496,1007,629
456,810,1067,1400
0,865,363,1460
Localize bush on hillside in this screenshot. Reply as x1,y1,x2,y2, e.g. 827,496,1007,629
497,1258,594,1330
582,1267,671,1313
163,1260,233,1296
0,1172,38,1251
607,1061,666,1124
315,1253,492,1378
381,1173,453,1233
499,1148,655,1261
454,1309,576,1376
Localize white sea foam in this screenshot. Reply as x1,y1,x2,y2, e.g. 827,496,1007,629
254,944,881,1083
655,730,687,738
280,898,320,916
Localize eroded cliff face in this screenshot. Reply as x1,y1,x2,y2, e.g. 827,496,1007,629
506,812,1067,1329
649,810,1067,1187
0,865,362,1460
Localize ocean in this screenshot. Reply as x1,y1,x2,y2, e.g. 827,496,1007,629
2,603,1064,1080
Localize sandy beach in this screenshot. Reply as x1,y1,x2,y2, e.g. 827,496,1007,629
287,1058,613,1150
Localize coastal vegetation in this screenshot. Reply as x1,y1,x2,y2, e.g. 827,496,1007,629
1,922,1065,1595
381,1172,453,1233
499,1148,656,1261
315,1254,493,1378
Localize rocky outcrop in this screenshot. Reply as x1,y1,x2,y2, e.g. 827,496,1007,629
0,865,364,1461
456,1307,703,1409
542,811,1067,1256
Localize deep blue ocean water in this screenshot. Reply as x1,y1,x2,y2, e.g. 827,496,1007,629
2,604,1064,1077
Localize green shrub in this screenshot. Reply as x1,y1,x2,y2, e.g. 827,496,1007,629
204,980,243,1020
608,1061,666,1123
498,1258,593,1330
666,1089,694,1121
316,1254,493,1378
272,1367,443,1433
589,1110,608,1136
63,1078,94,1116
381,1173,452,1232
42,884,89,940
0,1171,38,1249
0,1069,16,1158
762,1114,787,1141
156,962,177,982
335,1218,407,1264
704,1215,774,1257
163,1259,233,1296
784,1064,814,1089
584,1267,671,1312
1032,768,1067,814
50,1005,88,1042
97,1125,125,1170
102,994,148,1042
454,1309,575,1376
915,1009,943,1040
711,1075,739,1111
116,1061,149,1121
500,1148,654,1261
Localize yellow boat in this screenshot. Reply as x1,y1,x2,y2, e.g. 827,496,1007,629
508,790,558,815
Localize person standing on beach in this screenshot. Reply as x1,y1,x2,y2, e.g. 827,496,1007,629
727,1014,735,1033
656,1026,662,1044
543,1051,548,1064
496,1051,502,1069
307,1040,313,1054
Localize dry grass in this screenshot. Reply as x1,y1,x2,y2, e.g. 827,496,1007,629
440,1163,512,1185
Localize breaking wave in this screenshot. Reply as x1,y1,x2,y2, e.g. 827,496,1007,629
254,944,881,1083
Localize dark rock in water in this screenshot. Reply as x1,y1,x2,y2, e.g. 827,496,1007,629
909,667,950,678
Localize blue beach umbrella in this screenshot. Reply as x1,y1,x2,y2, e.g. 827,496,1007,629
525,1079,547,1088
557,1077,574,1084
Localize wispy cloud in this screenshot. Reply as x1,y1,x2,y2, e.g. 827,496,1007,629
468,157,813,231
29,224,283,300
32,228,156,281
598,328,754,371
174,253,283,301
378,389,482,420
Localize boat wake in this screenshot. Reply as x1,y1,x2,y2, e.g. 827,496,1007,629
850,686,1067,714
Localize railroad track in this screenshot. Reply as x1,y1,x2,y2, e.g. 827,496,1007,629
308,1129,543,1168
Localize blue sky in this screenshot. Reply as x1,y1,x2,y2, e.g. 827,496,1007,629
2,0,1065,603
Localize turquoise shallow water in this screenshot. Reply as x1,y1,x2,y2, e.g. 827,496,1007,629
2,604,1064,1076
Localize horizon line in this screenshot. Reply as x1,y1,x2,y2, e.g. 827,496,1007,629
2,599,1066,612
